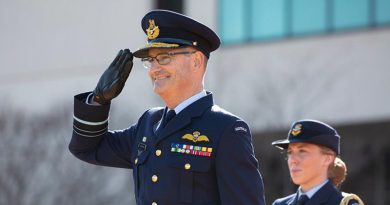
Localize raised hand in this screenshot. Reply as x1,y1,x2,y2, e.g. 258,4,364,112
92,49,133,104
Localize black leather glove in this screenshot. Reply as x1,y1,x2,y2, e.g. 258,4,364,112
92,49,133,104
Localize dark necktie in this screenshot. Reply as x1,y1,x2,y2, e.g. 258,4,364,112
157,110,176,134
297,194,309,205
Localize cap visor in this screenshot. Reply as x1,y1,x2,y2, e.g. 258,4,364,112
271,139,290,150
271,138,313,150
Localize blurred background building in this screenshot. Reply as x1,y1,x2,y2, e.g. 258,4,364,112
1,0,389,204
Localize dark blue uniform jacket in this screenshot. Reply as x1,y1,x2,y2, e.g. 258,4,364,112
69,92,265,205
272,180,358,205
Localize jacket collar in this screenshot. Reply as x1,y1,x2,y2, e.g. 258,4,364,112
307,180,338,205
155,91,214,144
290,181,338,205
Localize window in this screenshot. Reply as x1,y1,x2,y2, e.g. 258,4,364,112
219,0,390,45
219,0,246,43
376,0,390,25
251,0,286,40
291,0,327,35
333,0,369,30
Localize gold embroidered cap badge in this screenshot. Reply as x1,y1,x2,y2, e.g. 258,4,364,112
291,124,302,136
146,19,160,39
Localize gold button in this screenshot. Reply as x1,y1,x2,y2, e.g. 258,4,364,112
152,202,157,205
152,175,158,182
155,149,162,156
184,163,191,170
134,158,138,165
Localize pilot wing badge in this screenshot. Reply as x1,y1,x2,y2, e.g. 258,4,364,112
182,131,209,143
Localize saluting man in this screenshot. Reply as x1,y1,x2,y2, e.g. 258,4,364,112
271,119,364,205
69,10,266,205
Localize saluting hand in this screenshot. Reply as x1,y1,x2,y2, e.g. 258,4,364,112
92,49,133,104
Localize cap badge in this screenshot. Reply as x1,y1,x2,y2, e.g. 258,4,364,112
291,124,302,136
182,131,209,143
146,19,160,40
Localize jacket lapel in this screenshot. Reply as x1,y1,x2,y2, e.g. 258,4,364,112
306,181,338,205
289,191,299,205
155,92,214,144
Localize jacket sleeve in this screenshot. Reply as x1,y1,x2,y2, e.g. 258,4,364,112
215,120,266,205
68,92,135,169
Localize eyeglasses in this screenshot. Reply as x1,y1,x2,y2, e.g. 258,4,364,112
141,51,196,69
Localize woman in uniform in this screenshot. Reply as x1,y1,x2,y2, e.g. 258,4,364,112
271,119,364,205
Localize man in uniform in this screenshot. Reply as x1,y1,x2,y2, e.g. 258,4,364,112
69,10,266,205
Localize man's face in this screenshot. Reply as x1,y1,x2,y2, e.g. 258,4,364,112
146,47,196,98
287,143,332,191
